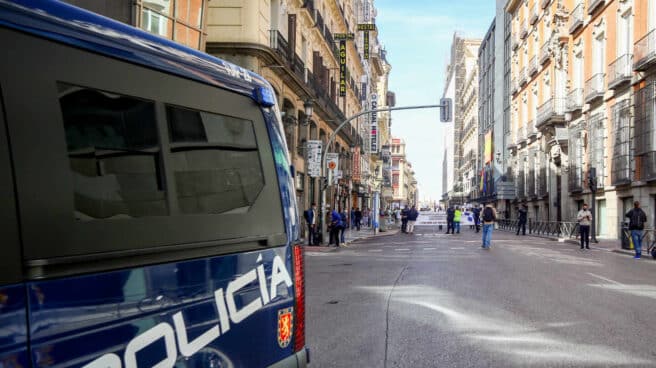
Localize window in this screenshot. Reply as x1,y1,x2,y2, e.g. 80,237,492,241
573,51,583,89
593,33,605,75
588,113,606,188
59,83,165,220
569,123,585,191
617,10,632,56
166,105,264,215
138,0,204,49
611,99,632,185
635,81,656,180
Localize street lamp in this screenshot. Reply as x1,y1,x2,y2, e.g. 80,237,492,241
302,99,314,126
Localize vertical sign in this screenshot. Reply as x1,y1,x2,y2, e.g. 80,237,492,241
326,153,339,185
370,93,378,153
484,131,493,164
306,140,322,177
363,31,370,59
353,149,361,182
339,40,347,97
357,24,376,60
288,14,296,63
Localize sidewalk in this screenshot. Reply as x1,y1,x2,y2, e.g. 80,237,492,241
497,228,638,256
301,225,400,252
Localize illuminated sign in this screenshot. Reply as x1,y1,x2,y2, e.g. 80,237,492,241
363,31,370,59
357,23,376,31
334,33,354,40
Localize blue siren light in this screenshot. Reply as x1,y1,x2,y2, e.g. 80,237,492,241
254,86,276,107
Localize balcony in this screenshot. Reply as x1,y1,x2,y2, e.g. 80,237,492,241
520,21,528,39
512,34,520,50
634,29,656,71
540,41,550,64
566,88,584,112
587,0,604,15
569,3,584,34
511,77,519,94
527,119,538,139
517,125,527,145
608,54,633,89
540,0,551,9
301,0,315,15
529,55,538,76
584,73,605,103
536,97,566,128
519,66,528,86
530,3,539,25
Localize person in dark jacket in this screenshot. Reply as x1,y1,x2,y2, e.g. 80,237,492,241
401,205,410,233
339,210,348,244
303,202,317,245
407,205,419,234
517,204,528,235
446,206,455,234
473,206,481,233
329,208,343,247
626,201,648,258
354,207,362,231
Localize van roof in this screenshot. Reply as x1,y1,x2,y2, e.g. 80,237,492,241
0,0,273,101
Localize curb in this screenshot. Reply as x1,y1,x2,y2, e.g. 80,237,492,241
347,229,401,245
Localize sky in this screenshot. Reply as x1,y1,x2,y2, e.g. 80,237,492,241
375,0,495,202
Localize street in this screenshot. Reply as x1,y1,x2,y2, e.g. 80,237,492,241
305,227,656,367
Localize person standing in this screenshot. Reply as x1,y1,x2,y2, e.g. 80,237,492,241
473,205,481,233
401,205,409,233
362,208,370,228
626,201,647,259
446,206,455,234
517,204,528,236
350,206,356,228
453,206,462,234
481,204,497,249
407,205,419,234
354,207,362,231
303,202,317,245
330,208,343,247
339,209,348,244
577,203,593,250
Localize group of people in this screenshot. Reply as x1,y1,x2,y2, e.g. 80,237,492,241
442,204,499,249
303,203,374,247
399,205,420,234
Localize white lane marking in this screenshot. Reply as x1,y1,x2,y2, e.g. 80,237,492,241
424,247,437,250
395,248,410,251
587,273,624,286
368,249,383,252
451,247,465,250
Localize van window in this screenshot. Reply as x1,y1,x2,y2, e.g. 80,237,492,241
58,83,166,220
166,105,264,214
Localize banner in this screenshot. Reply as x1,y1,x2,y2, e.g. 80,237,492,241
484,131,493,164
415,210,476,226
353,149,361,182
306,140,322,177
339,40,346,97
370,93,378,153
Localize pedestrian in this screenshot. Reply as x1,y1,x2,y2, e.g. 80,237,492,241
362,208,369,228
303,202,317,245
330,208,343,247
576,203,593,250
453,206,462,234
401,205,409,233
407,205,419,234
481,204,497,249
625,201,647,259
446,206,455,234
354,207,362,231
350,206,356,228
517,204,528,236
473,205,481,233
340,209,348,244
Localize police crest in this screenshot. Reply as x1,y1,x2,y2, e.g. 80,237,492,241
277,307,294,348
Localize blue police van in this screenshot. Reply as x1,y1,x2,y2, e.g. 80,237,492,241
0,0,308,366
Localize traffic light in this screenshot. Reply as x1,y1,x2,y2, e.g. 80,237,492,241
440,98,452,123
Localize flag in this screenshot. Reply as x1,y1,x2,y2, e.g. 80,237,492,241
479,167,485,192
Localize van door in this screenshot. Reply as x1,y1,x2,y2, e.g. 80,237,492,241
0,85,29,367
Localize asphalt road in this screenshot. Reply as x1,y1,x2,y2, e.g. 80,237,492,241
305,226,656,368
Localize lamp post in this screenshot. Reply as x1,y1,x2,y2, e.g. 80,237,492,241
319,102,451,243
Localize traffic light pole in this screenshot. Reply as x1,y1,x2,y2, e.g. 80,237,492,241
319,103,449,245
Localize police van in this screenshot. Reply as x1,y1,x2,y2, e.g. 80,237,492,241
0,0,308,366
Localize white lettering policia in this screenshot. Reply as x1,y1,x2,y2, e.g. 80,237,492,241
83,254,293,368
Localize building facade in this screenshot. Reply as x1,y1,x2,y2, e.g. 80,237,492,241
442,34,481,205
505,0,656,238
391,137,417,208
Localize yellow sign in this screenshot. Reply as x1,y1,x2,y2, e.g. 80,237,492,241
357,23,376,31
484,131,493,164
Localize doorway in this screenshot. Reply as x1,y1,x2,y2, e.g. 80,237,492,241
596,199,607,237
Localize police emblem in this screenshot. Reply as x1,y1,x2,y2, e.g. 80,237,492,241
277,307,294,348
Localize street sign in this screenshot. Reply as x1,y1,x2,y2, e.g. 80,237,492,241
326,153,339,171
306,140,322,177
339,40,347,97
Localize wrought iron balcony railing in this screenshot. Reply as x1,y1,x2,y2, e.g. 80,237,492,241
520,66,528,86
634,29,656,72
585,73,605,103
540,41,550,65
529,55,538,76
608,54,633,89
520,20,528,39
536,97,566,128
530,3,539,24
588,0,605,14
566,88,584,112
569,3,584,34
